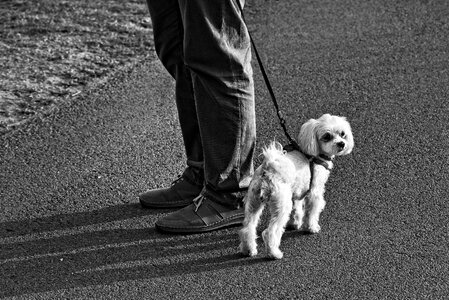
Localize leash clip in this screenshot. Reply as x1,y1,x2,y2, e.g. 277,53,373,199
277,110,284,119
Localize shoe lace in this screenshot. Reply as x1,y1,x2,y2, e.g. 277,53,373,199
193,195,205,212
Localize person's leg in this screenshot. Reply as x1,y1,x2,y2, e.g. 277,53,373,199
181,0,256,207
155,0,256,233
140,0,204,208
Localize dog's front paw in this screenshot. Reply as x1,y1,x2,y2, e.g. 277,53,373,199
267,248,284,260
239,242,258,257
287,217,301,230
306,223,321,234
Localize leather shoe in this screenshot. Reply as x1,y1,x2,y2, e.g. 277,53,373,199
139,169,203,208
155,196,244,233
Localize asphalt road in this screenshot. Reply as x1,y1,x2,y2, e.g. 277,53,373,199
1,0,448,299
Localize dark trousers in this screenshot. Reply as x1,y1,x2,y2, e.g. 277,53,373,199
146,0,256,207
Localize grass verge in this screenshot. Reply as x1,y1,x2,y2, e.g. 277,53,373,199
0,0,154,133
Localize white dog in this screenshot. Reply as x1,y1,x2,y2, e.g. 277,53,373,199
239,114,354,259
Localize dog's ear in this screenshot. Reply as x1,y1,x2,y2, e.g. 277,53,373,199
298,118,320,156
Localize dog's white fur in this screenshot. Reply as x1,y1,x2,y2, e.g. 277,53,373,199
239,114,354,259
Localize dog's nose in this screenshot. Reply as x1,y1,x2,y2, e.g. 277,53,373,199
337,142,345,150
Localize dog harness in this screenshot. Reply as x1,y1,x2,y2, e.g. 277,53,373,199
283,143,333,170
283,142,333,200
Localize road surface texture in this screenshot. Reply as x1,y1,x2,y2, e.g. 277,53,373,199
1,0,448,299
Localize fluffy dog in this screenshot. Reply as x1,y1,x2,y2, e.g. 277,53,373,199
239,114,354,259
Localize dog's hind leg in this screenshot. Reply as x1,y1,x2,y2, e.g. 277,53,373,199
239,191,265,257
262,183,292,259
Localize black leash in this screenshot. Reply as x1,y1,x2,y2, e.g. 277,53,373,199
236,1,334,170
235,0,300,150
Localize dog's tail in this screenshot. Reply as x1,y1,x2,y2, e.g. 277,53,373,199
262,141,284,164
261,142,291,177
259,142,296,200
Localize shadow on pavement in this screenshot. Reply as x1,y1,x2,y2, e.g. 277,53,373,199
0,203,163,239
0,204,270,297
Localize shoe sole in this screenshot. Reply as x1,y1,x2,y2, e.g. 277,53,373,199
155,215,244,234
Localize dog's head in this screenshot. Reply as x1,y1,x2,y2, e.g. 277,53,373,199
298,114,354,158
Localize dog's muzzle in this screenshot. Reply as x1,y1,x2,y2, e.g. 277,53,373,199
337,142,345,152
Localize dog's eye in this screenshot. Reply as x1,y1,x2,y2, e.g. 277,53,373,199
321,133,333,142
340,131,346,137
